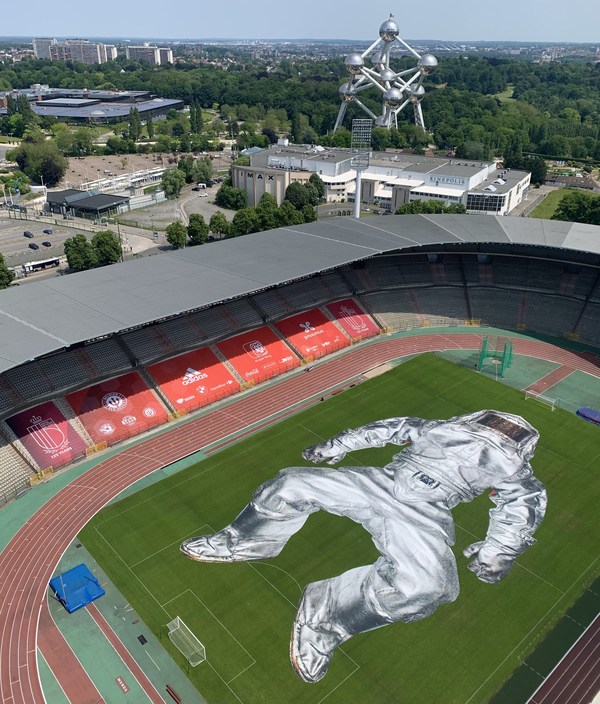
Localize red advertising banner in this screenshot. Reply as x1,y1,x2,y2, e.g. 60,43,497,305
275,308,350,360
6,401,88,470
66,372,168,445
148,347,240,413
326,298,380,340
216,326,299,383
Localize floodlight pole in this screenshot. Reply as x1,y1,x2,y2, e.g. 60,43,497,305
351,119,372,220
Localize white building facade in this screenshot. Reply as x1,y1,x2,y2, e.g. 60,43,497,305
232,144,531,216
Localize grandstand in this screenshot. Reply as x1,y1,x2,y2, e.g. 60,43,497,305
1,214,600,501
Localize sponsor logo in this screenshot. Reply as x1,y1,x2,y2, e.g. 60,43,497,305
27,415,68,454
197,386,207,394
176,396,195,405
243,340,268,359
121,415,136,426
281,356,294,363
98,422,115,435
143,407,156,417
299,321,314,333
182,367,208,386
102,392,127,412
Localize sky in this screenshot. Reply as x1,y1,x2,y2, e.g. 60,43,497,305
7,0,600,44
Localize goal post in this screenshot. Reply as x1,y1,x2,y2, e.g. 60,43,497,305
524,391,557,411
166,616,206,667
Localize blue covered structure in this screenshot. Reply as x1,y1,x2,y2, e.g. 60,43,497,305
576,408,600,426
49,563,105,614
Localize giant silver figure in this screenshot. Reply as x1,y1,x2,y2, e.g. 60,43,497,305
181,410,546,683
333,13,437,132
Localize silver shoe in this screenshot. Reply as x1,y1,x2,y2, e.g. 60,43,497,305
180,532,236,563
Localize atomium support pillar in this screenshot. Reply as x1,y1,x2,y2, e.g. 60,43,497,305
334,14,437,133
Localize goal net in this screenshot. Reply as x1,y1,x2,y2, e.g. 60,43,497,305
167,616,206,666
524,391,557,411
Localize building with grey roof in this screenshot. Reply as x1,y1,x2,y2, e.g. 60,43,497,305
1,214,599,376
233,144,530,216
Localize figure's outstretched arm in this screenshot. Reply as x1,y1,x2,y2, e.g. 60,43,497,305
302,416,427,465
464,469,547,584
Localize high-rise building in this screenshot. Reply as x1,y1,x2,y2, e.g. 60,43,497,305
158,48,173,64
32,38,57,60
125,45,173,65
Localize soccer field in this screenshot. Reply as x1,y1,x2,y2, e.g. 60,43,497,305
80,354,600,704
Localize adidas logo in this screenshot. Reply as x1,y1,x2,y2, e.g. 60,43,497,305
182,367,208,385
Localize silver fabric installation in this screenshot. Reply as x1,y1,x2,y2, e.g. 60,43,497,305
181,410,547,683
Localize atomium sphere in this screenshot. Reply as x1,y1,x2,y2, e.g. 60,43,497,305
418,54,438,75
379,68,396,83
383,87,403,108
379,18,399,42
345,53,364,75
370,51,383,66
339,83,357,102
408,84,426,103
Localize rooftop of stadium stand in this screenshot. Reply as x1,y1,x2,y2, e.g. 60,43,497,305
1,214,599,374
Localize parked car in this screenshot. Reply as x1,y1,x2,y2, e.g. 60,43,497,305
198,193,208,197
42,241,52,247
28,242,39,250
23,231,34,238
43,228,53,235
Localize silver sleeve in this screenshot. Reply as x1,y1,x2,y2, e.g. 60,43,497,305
485,471,547,556
332,416,428,454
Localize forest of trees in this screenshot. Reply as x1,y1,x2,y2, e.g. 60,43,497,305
2,55,600,164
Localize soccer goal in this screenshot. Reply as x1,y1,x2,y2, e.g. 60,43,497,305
524,391,557,411
166,616,206,667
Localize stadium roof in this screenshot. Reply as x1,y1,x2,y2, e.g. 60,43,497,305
1,214,599,374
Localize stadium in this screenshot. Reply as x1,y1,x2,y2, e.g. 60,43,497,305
0,213,599,704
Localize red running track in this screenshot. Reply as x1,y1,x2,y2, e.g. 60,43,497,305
0,334,599,704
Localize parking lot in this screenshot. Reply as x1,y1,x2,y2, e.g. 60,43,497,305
0,216,84,266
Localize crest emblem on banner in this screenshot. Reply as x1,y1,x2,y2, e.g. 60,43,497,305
243,340,268,359
102,392,127,412
27,415,68,454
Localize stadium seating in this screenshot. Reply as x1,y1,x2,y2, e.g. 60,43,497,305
576,302,600,346
521,293,583,337
158,317,203,351
250,289,296,320
0,438,32,503
365,290,423,330
468,287,523,329
411,287,468,326
38,352,91,391
84,338,132,375
222,299,263,329
121,327,175,364
3,362,54,399
319,272,353,298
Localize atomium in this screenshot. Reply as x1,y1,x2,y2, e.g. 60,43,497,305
333,13,437,132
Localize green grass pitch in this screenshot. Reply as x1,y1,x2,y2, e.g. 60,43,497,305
79,354,600,704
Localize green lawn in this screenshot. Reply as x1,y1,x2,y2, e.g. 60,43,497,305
80,354,600,704
493,84,515,103
528,189,567,219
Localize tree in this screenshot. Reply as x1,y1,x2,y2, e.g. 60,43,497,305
187,213,209,245
64,234,98,272
284,182,311,210
161,167,186,198
395,200,466,215
191,156,212,184
256,192,279,230
0,253,14,290
277,200,305,227
166,220,188,248
301,204,317,223
552,191,600,226
8,138,67,186
209,211,231,238
146,112,154,140
308,173,325,202
231,207,260,236
128,107,141,141
92,230,122,265
215,184,248,210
